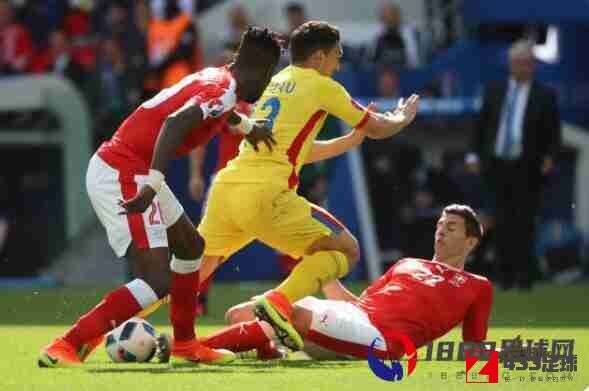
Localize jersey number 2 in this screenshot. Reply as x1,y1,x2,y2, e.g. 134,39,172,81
261,97,281,128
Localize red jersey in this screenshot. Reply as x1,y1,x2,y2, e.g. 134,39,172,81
98,66,238,172
214,102,252,172
357,258,493,351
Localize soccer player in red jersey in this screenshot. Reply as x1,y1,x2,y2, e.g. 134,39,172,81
38,27,282,368
200,204,493,360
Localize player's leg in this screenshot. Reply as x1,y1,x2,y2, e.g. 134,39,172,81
204,296,384,361
40,245,170,368
196,182,258,287
199,301,285,360
147,180,236,364
292,297,390,360
254,194,360,350
223,298,366,360
167,182,253,363
39,156,171,367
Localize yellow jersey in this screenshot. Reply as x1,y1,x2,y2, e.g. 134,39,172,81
215,65,369,189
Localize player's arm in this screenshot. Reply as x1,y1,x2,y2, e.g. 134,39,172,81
305,129,365,164
320,79,419,141
321,280,359,302
188,146,206,201
119,101,206,214
227,111,277,152
362,95,420,140
305,103,377,164
462,282,493,342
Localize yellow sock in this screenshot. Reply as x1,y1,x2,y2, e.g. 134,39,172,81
136,295,169,318
276,251,349,303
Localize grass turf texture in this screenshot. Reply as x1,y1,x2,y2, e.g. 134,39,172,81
0,282,587,391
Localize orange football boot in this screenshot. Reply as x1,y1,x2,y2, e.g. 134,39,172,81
77,335,105,362
38,338,82,368
171,338,235,364
254,291,303,351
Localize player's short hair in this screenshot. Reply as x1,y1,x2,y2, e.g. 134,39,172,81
290,21,340,63
235,26,282,67
285,2,305,14
442,204,484,241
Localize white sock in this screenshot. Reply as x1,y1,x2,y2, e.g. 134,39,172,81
170,255,202,274
125,278,158,309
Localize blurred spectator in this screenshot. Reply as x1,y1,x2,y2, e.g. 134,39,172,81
284,2,307,36
20,0,67,49
63,1,96,69
151,0,194,19
372,2,420,69
147,0,202,91
131,0,152,101
29,30,86,88
276,2,308,70
377,67,400,99
103,1,149,102
87,37,137,145
472,40,561,290
363,140,420,251
0,0,33,75
453,153,493,218
224,4,250,46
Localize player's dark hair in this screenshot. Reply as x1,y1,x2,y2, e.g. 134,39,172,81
290,21,340,63
285,2,305,14
234,26,282,67
442,204,484,241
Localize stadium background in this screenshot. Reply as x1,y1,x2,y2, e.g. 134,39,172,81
1,0,588,286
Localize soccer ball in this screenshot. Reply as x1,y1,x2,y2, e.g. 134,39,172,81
105,318,157,363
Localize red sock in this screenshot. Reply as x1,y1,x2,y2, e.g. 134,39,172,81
63,285,142,350
169,269,199,342
202,320,270,352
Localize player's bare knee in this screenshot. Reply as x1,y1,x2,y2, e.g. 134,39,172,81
224,306,244,324
225,302,255,324
292,305,312,337
332,231,360,268
167,216,204,260
127,246,170,298
174,230,204,260
307,231,360,268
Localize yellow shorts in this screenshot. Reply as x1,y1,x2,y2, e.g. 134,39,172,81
197,182,347,259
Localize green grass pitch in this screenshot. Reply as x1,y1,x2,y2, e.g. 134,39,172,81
1,281,587,391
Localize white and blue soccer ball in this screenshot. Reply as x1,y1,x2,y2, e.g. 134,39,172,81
105,317,157,363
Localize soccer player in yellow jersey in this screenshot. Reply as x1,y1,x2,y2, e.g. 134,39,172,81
197,21,420,351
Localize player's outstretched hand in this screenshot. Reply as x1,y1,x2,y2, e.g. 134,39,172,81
389,94,420,130
246,119,277,152
118,185,156,214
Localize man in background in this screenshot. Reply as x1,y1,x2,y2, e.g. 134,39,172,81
472,40,561,290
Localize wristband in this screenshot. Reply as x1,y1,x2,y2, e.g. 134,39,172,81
145,169,165,193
